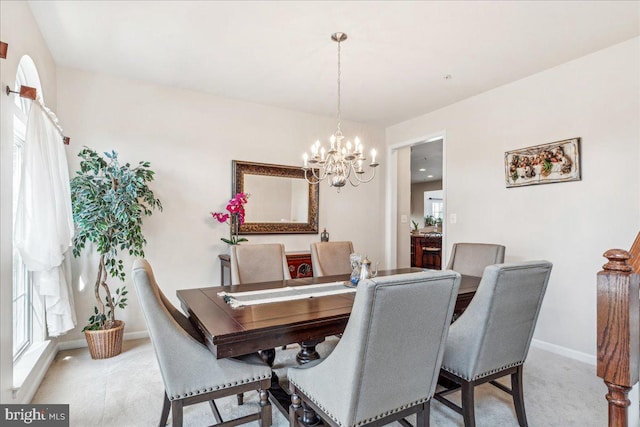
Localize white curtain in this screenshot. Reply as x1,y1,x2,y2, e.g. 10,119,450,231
14,96,76,337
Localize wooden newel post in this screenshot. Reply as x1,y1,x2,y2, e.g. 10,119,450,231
597,249,639,427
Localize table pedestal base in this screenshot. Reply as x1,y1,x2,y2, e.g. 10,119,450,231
296,339,324,364
266,339,327,425
259,348,276,366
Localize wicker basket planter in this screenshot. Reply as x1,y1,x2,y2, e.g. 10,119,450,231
84,320,125,359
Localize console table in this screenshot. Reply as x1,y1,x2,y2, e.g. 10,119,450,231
218,251,313,285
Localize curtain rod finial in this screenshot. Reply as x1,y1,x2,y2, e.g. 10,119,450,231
6,84,36,100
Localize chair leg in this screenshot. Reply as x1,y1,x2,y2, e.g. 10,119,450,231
416,401,430,427
209,400,223,424
159,392,170,427
171,400,183,427
511,366,528,427
259,389,272,427
461,381,476,427
289,392,301,427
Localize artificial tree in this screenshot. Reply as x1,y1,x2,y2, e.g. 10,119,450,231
71,147,162,333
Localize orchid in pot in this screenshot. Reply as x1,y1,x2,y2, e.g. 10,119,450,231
211,192,250,245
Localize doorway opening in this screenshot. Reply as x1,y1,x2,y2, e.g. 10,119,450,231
409,140,444,269
385,133,445,270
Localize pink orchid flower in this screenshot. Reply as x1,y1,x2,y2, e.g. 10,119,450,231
211,193,250,245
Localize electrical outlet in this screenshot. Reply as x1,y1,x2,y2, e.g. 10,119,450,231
449,213,457,224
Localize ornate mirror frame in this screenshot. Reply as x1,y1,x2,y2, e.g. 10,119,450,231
232,160,319,234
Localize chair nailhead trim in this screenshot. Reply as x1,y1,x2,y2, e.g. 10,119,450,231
290,380,429,427
170,373,270,399
442,360,524,381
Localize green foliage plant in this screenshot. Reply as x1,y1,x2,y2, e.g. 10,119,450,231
71,147,162,331
425,215,436,226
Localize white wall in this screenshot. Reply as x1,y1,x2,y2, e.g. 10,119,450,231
386,37,640,358
56,67,386,344
0,1,60,404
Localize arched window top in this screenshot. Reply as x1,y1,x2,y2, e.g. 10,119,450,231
14,55,43,116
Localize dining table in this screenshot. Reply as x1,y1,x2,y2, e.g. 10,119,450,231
177,268,481,416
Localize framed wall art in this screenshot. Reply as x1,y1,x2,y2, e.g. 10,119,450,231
505,137,581,188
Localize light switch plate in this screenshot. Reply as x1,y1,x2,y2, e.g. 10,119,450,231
401,214,408,223
449,213,457,224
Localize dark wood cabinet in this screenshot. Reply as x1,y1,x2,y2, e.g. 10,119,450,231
411,233,442,269
218,251,313,285
285,252,314,278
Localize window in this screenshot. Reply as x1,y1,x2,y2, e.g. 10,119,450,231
431,201,443,221
12,56,45,361
423,190,444,224
12,118,30,359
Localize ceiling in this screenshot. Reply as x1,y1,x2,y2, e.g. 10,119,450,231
411,140,443,184
28,1,639,126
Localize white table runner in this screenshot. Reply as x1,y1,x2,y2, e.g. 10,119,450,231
218,281,355,308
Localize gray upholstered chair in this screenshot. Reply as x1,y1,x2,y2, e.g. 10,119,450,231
230,243,291,285
288,270,461,427
435,261,553,427
132,259,272,427
446,243,506,277
310,241,354,277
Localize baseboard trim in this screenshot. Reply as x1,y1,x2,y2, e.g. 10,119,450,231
531,338,596,366
57,330,149,351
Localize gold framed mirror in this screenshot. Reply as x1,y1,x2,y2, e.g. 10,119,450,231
232,160,319,234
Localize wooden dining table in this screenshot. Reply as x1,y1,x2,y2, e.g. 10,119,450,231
177,269,481,416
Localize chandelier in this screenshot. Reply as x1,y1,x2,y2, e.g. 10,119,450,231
302,32,379,190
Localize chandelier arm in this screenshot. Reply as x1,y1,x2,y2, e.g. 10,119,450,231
344,163,352,179
303,168,322,185
304,177,320,185
348,176,362,187
316,167,329,182
350,167,377,185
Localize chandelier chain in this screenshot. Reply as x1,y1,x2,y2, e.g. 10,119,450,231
336,38,342,137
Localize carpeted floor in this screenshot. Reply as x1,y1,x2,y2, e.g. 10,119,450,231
32,337,607,426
